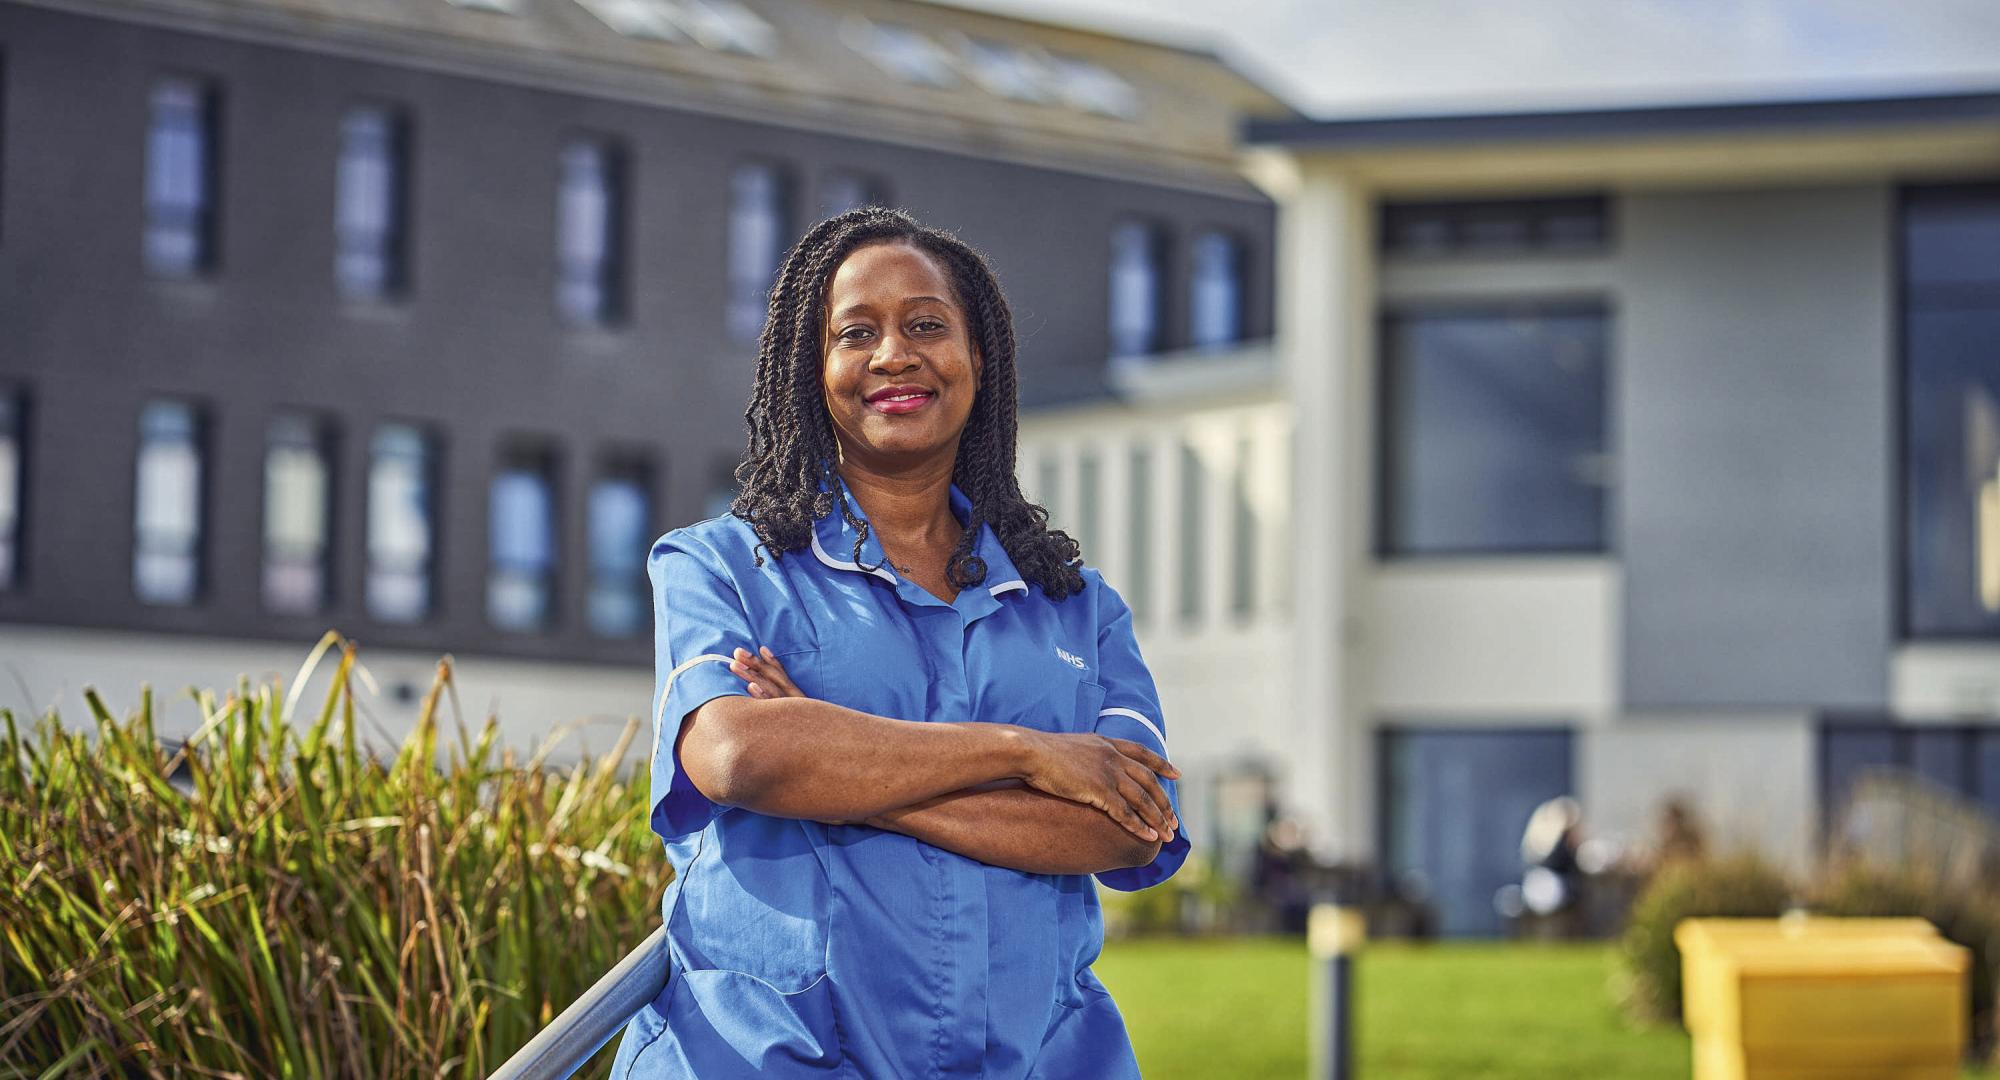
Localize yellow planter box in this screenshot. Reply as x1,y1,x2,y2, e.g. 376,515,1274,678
1674,916,1968,1080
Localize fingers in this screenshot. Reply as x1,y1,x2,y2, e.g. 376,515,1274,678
1100,787,1159,843
1115,774,1167,840
1103,736,1179,780
1124,759,1178,836
729,646,804,699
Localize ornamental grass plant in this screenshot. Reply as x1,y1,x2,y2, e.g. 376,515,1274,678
0,632,669,1078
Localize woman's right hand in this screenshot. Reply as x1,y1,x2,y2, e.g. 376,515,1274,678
1018,730,1180,843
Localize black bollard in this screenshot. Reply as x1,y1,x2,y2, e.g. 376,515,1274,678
1308,902,1364,1080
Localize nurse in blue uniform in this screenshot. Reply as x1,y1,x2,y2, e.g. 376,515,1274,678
610,207,1191,1079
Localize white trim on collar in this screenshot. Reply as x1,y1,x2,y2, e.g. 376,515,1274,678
810,528,899,584
988,579,1028,597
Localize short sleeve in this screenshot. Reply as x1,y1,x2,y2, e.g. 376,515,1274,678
646,533,756,843
1088,576,1191,892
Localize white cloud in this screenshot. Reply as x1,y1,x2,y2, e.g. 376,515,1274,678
937,0,2000,116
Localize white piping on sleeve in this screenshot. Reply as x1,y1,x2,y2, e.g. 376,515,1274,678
1098,706,1169,757
651,652,740,747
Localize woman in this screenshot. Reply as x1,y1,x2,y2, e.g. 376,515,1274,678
610,207,1190,1078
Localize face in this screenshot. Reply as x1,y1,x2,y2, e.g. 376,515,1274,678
820,241,984,471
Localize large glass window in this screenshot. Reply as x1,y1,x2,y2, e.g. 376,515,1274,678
1903,183,2000,638
588,459,652,638
335,105,407,301
1189,230,1244,349
263,412,335,615
133,399,205,605
144,78,217,277
367,423,436,623
727,161,790,343
489,442,558,632
1821,720,2000,829
1108,220,1164,358
0,390,23,590
1379,303,1610,555
556,139,623,326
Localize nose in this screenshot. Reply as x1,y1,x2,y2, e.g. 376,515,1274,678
869,327,921,375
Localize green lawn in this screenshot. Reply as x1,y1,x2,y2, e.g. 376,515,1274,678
1094,937,1999,1080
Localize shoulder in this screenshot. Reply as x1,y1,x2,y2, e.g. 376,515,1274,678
649,513,769,579
1040,563,1128,631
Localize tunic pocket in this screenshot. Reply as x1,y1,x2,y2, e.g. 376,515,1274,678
633,968,841,1074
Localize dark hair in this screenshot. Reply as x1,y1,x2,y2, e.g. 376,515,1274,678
727,206,1086,600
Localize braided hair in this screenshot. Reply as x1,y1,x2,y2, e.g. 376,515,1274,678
727,206,1087,601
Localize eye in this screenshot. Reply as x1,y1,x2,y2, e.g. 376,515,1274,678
912,318,946,333
838,325,874,343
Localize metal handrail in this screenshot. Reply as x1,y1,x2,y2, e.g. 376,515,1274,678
487,924,670,1080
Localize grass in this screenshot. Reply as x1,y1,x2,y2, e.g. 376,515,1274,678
1096,936,2000,1080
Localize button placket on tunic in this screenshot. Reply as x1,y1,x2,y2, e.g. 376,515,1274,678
611,469,1190,1079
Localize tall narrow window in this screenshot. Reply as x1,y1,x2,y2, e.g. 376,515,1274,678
1177,441,1205,621
588,458,652,638
264,412,335,615
335,105,407,301
1034,456,1061,522
728,161,790,342
556,139,623,326
490,442,558,632
133,399,205,605
1109,220,1164,358
818,170,884,220
1127,444,1152,621
0,390,22,590
1076,450,1101,566
1904,182,2000,637
144,78,218,276
1230,433,1256,617
1189,230,1244,349
367,423,436,623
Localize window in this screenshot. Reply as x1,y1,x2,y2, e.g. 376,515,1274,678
961,38,1053,103
1903,183,2000,638
1034,455,1060,521
1048,53,1140,119
1380,195,1609,257
263,412,335,615
1189,230,1244,349
1126,444,1152,619
674,0,776,56
367,423,436,623
847,20,960,87
818,170,885,220
556,138,624,326
1378,303,1610,555
577,0,684,41
1177,441,1204,621
588,458,652,638
1076,450,1101,565
1108,220,1164,358
727,161,790,343
1230,433,1255,617
0,389,22,589
133,399,205,605
144,77,218,277
335,105,408,301
1821,720,2000,828
489,441,559,632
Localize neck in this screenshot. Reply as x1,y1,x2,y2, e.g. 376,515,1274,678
834,453,963,545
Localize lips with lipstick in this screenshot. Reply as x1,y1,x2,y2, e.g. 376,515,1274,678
865,384,937,414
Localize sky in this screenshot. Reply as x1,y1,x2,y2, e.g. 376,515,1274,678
944,0,2000,118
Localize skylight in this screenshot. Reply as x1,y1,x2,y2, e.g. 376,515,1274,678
571,0,775,55
575,0,684,41
1049,53,1141,119
845,19,960,88
960,37,1053,103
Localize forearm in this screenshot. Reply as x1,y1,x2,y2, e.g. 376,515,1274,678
681,696,1037,821
866,780,1162,875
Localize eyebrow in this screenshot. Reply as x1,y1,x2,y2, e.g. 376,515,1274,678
832,296,952,321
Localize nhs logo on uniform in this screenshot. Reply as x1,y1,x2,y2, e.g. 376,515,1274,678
1055,645,1087,671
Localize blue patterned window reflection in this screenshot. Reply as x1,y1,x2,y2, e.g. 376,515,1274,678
490,444,558,632
335,105,406,300
144,78,216,276
134,399,205,605
728,162,790,342
1189,230,1243,349
264,412,334,615
557,139,622,326
1109,220,1163,358
367,423,435,623
588,463,651,638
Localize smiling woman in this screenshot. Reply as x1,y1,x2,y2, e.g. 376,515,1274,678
608,207,1192,1079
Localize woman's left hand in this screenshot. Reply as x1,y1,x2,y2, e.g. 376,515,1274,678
727,647,870,826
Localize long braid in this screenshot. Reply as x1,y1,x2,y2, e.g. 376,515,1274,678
726,207,1087,601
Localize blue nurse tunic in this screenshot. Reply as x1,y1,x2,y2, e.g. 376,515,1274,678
608,471,1190,1078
